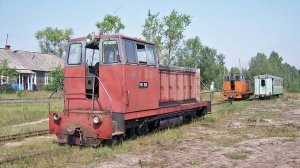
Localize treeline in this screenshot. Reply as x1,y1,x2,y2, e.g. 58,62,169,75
141,10,225,89
32,10,299,92
245,52,300,92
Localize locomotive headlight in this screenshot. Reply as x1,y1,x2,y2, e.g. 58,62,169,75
86,32,95,44
53,113,60,121
93,116,101,125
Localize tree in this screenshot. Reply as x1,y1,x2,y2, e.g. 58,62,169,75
96,15,125,34
248,52,271,76
0,59,17,83
268,51,283,77
246,51,300,92
215,53,226,89
175,37,226,89
0,60,17,92
230,67,240,74
199,46,219,87
142,10,191,65
35,27,73,57
44,65,64,91
142,10,164,60
176,36,202,68
163,10,191,65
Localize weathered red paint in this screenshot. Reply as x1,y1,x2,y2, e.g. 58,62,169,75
124,65,160,112
49,112,112,140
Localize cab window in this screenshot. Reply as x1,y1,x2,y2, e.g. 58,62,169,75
224,76,230,81
102,40,120,64
137,43,147,63
146,45,156,65
86,48,99,66
125,40,137,63
68,43,82,65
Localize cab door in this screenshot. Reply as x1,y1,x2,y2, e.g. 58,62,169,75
123,40,159,112
64,43,87,111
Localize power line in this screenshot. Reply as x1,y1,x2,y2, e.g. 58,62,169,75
113,3,123,15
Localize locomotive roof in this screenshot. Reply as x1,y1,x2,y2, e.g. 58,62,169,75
254,74,283,80
69,34,155,45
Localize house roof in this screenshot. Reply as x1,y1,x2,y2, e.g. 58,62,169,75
0,49,64,72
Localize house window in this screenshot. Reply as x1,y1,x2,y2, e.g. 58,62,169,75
45,72,49,84
31,73,36,85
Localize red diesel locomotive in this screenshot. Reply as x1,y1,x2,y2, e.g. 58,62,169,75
49,34,211,146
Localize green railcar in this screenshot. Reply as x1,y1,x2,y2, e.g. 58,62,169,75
254,75,283,98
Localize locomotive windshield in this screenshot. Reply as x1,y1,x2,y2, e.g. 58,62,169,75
68,43,82,65
103,40,120,64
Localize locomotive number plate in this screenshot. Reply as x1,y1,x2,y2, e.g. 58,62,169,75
139,82,148,88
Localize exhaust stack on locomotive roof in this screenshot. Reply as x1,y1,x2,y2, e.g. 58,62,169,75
49,34,211,146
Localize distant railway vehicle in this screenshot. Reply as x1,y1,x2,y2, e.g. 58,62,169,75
223,73,253,101
49,34,211,146
254,75,283,98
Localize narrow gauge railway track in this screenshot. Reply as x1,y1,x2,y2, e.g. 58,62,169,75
0,129,49,143
0,99,254,165
0,100,231,143
0,97,63,104
0,98,252,143
0,150,47,165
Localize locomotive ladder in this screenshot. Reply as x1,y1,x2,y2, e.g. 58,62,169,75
48,76,113,116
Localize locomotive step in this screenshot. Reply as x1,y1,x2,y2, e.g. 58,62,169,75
112,131,124,136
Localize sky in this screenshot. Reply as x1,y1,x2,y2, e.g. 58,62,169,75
0,0,299,69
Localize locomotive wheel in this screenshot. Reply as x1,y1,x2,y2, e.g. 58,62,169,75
136,124,149,136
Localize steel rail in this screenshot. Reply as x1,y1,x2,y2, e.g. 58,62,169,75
0,129,49,143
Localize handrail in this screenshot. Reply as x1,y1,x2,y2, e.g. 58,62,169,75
48,76,113,116
48,79,64,113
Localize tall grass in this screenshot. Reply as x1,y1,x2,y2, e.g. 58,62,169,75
0,100,63,127
0,91,62,99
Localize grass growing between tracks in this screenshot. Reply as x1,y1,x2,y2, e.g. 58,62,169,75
0,120,48,137
1,128,184,167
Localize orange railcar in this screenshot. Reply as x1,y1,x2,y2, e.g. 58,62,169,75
223,73,253,100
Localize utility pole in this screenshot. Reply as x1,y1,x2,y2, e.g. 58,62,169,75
239,58,242,73
5,34,8,46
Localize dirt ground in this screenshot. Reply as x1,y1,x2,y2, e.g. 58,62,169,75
91,96,300,168
1,95,299,168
